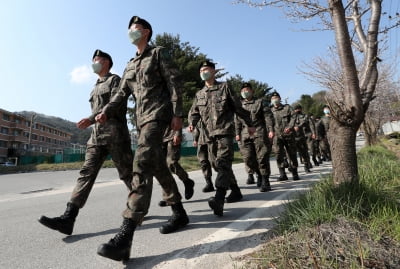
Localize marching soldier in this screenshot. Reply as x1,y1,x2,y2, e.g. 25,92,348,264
270,91,300,181
95,16,189,262
235,82,274,192
38,50,133,236
293,104,313,173
188,60,255,216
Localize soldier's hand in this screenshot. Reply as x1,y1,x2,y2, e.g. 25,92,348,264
284,127,292,134
312,133,316,140
235,135,241,141
193,141,198,147
77,118,92,129
294,126,299,132
95,113,107,124
187,125,194,133
171,116,182,131
173,135,181,146
248,127,256,136
268,131,275,139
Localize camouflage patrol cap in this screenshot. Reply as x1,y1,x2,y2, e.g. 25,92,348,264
241,82,252,89
92,49,113,68
271,91,280,98
128,16,153,40
199,60,215,70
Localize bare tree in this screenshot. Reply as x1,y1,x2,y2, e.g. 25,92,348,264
300,48,400,146
234,0,400,185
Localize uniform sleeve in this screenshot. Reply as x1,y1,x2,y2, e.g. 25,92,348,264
188,96,200,127
193,126,200,142
262,101,275,132
102,71,132,119
234,114,243,136
287,106,297,129
158,48,183,118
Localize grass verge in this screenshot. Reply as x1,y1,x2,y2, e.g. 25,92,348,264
235,139,400,268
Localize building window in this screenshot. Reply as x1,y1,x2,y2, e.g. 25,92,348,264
1,127,9,135
2,114,10,121
0,140,7,148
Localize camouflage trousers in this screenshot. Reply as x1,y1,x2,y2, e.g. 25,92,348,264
197,143,212,179
208,135,238,190
70,142,133,208
163,140,190,182
295,137,311,166
319,137,331,160
240,136,271,177
307,136,320,159
273,135,298,169
123,121,182,222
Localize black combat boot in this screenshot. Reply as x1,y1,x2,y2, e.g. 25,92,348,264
256,171,262,187
183,178,195,200
259,175,272,192
202,177,215,192
159,202,189,234
305,163,311,173
97,218,136,262
225,184,243,203
208,188,226,216
292,168,300,181
38,202,79,235
278,168,289,181
158,200,168,207
312,157,319,166
246,174,255,184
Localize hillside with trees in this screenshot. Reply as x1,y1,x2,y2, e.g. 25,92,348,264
16,111,91,145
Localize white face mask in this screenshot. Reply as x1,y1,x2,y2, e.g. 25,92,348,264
91,61,102,74
128,29,142,45
200,71,212,81
241,91,252,99
271,98,280,106
324,109,330,114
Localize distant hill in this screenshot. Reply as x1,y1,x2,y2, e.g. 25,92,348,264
16,111,91,145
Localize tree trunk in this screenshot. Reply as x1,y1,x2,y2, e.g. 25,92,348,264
328,120,358,185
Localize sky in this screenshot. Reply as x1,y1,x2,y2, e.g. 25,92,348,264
1,0,399,123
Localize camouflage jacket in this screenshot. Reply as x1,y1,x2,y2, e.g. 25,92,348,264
318,115,331,139
293,112,315,140
189,81,252,137
87,73,130,146
192,121,210,145
235,98,274,140
271,103,296,138
103,45,183,128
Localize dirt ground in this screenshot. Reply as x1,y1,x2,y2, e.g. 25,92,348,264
235,218,400,268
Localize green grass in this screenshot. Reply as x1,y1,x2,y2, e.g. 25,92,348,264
276,144,400,240
238,141,400,268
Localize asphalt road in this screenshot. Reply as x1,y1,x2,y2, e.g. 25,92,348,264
0,138,367,269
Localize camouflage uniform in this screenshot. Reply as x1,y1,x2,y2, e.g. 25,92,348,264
70,73,133,208
189,81,252,193
306,116,320,166
293,111,313,172
271,103,299,180
235,98,274,186
319,115,332,161
192,122,213,191
102,45,183,223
